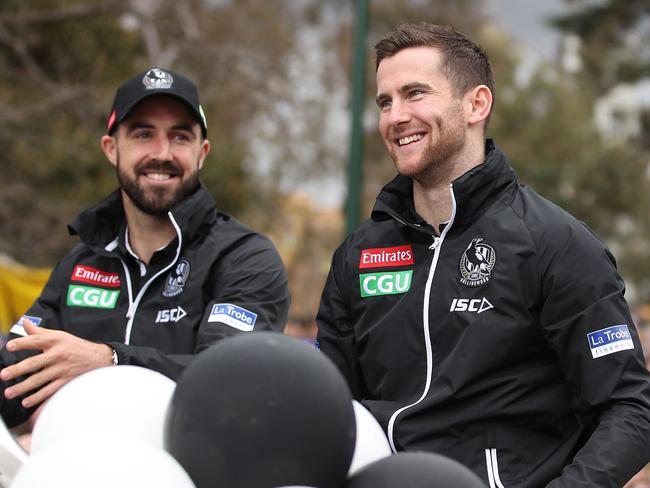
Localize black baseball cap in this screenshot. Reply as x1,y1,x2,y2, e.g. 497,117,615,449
107,67,208,137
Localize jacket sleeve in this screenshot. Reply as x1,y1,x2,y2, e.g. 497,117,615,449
537,222,650,488
0,265,64,428
104,344,195,381
108,235,290,380
316,242,367,399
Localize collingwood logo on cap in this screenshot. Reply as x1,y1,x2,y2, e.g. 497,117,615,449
142,68,173,90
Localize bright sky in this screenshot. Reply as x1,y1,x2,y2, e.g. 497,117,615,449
487,0,568,82
488,0,566,60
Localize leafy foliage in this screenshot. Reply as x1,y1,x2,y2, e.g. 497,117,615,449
2,0,649,312
0,0,296,265
545,0,650,300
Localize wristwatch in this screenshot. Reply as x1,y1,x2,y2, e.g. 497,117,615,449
111,348,119,366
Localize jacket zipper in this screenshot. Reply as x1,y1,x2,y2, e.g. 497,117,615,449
119,213,183,345
485,448,506,488
386,184,457,452
429,236,441,250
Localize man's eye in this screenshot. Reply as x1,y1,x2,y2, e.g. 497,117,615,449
173,133,191,141
131,129,152,139
378,99,392,110
409,89,424,98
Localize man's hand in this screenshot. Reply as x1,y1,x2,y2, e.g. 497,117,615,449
0,320,113,409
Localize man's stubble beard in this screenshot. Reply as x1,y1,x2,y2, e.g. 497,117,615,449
115,151,200,217
389,102,466,184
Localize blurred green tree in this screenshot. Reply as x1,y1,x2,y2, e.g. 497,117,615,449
543,0,650,301
2,0,649,311
0,0,298,266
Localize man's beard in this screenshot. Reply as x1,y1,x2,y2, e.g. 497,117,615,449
116,155,200,217
389,102,466,182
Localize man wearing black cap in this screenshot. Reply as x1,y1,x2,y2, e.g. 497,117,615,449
0,67,291,428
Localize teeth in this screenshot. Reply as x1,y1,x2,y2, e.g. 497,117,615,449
147,173,172,181
398,134,424,146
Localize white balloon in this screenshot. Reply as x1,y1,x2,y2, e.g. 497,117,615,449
11,433,195,488
0,416,28,485
31,365,175,453
348,400,393,477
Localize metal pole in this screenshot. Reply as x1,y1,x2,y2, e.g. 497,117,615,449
345,0,369,235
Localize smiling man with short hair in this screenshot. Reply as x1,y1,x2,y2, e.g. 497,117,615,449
317,23,650,487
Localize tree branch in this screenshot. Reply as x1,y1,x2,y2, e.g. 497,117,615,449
0,87,85,125
0,0,125,24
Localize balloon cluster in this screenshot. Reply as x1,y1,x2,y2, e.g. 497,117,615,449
9,365,192,488
3,333,486,488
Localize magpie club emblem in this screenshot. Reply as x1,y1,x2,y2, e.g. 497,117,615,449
459,238,496,287
142,68,173,90
162,259,190,297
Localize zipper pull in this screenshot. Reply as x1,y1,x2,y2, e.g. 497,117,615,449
429,236,440,250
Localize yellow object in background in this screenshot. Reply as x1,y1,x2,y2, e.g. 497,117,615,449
0,264,50,334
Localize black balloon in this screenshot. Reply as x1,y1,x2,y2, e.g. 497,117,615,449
164,332,356,488
346,452,487,488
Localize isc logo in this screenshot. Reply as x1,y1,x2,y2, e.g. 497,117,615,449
155,306,187,323
450,297,493,314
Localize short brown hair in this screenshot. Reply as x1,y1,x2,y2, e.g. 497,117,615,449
375,23,495,106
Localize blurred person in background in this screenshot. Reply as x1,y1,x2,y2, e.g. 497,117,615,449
284,315,318,347
0,67,290,429
635,305,650,369
317,22,650,488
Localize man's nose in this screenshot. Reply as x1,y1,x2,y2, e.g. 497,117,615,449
150,134,172,160
387,100,411,125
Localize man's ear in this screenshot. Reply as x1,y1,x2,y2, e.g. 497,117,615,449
101,135,118,167
197,138,210,171
466,85,493,127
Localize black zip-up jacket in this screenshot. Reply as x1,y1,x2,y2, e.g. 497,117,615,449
1,184,290,427
317,140,650,487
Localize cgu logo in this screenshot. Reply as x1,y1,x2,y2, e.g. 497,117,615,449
360,270,412,297
155,306,187,324
66,285,120,309
450,297,493,314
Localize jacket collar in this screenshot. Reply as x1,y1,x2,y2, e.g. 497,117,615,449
68,182,217,252
371,140,516,235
